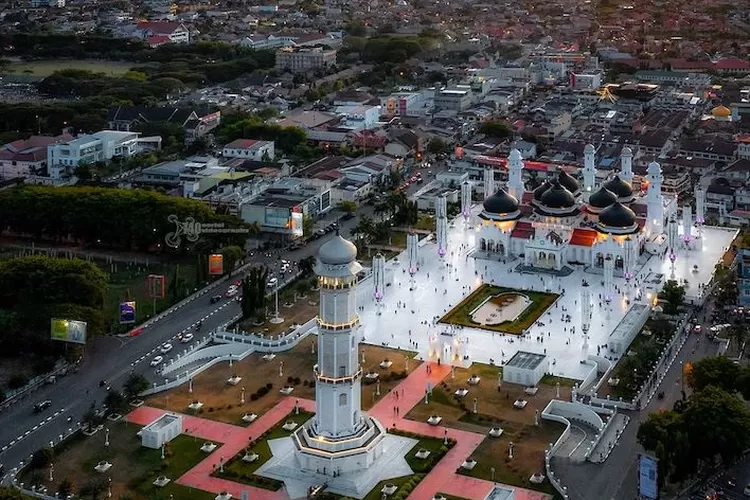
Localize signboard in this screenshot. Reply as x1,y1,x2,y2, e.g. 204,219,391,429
638,454,658,499
209,254,224,275
119,301,136,324
147,274,166,299
50,319,87,345
291,211,304,237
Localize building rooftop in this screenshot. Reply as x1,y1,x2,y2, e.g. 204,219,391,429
505,350,547,371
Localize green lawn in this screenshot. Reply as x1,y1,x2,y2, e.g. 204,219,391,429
3,59,136,77
440,284,558,334
103,258,205,332
540,374,579,387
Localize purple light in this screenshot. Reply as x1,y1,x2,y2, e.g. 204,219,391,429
696,216,704,224
669,251,676,263
409,266,416,275
438,247,446,257
374,291,383,301
625,272,632,280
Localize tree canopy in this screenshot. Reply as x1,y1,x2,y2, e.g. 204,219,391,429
0,185,249,251
659,280,685,314
687,355,741,393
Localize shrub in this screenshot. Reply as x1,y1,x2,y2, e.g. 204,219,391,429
198,408,204,413
208,407,214,412
287,376,294,384
266,382,273,389
293,377,301,385
250,394,258,401
227,404,233,410
303,380,308,387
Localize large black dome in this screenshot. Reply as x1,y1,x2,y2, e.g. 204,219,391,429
603,175,633,200
483,188,519,214
557,170,580,195
599,201,636,228
539,180,576,209
588,187,618,209
533,180,552,201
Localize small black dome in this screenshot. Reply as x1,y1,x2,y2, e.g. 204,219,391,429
588,187,618,209
539,181,576,209
557,170,580,195
483,188,519,214
603,175,633,200
599,201,636,228
533,181,552,200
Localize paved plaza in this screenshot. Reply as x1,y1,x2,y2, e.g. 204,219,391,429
354,210,738,380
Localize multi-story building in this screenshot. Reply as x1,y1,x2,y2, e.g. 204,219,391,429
47,131,160,179
275,47,337,73
0,133,73,179
135,21,191,45
737,247,750,306
434,89,472,112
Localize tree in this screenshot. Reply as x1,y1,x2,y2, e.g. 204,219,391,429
302,215,314,237
103,389,127,415
30,447,53,469
123,373,149,401
687,356,741,393
241,266,269,321
57,478,74,498
219,245,244,275
659,280,685,315
683,386,750,466
298,256,315,277
339,200,357,214
426,137,447,155
479,120,511,139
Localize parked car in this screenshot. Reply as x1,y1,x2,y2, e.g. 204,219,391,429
160,343,173,354
267,277,279,288
33,400,52,414
150,356,164,367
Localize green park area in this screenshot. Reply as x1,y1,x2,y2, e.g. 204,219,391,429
2,59,136,77
439,284,558,334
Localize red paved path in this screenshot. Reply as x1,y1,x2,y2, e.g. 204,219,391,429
127,361,552,500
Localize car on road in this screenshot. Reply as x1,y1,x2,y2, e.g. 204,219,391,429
210,294,222,304
225,285,239,298
342,212,355,221
267,277,279,288
150,356,164,367
180,333,194,343
160,343,173,354
743,483,750,496
33,400,52,414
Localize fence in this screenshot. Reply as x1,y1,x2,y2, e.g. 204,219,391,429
213,318,316,353
541,401,572,500
0,361,71,414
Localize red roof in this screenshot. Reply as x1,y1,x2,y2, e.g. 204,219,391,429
570,229,597,247
354,134,387,148
146,35,170,46
511,220,534,239
225,139,259,149
521,192,534,204
714,58,750,70
137,21,185,34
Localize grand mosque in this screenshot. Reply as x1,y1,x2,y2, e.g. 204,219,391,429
476,145,683,276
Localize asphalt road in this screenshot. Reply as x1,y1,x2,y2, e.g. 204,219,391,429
552,299,722,500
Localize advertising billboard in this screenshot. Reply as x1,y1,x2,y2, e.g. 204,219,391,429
147,274,166,299
291,211,304,237
119,301,136,324
209,253,224,275
638,454,658,499
50,319,87,345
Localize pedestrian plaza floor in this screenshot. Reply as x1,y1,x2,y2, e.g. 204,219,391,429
352,210,738,381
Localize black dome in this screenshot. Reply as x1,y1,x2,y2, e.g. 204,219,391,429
603,175,633,200
539,181,576,209
557,170,580,195
588,187,618,209
533,181,552,200
483,188,519,214
599,201,636,228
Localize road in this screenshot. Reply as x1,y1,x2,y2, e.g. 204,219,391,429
0,160,448,479
552,299,722,500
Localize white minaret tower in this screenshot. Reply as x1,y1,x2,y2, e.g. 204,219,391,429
668,215,678,278
682,205,693,249
603,255,614,319
623,236,636,283
407,232,418,289
581,280,591,353
372,253,386,306
582,143,596,201
507,149,525,200
461,181,472,223
646,161,664,237
436,195,448,258
620,146,634,185
695,184,706,246
295,232,386,476
483,168,495,201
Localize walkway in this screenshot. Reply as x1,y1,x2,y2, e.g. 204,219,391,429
370,362,552,500
588,414,630,464
127,397,316,500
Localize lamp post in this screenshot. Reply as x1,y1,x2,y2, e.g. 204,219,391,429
240,387,245,405
107,477,112,498
105,427,110,447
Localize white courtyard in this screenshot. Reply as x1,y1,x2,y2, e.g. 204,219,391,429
351,208,738,381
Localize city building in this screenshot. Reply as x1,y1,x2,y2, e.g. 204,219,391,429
135,21,191,45
222,139,275,161
434,89,472,112
0,133,73,179
275,47,337,73
107,106,220,145
738,246,750,307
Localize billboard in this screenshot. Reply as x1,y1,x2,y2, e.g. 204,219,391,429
209,254,224,275
147,274,166,299
50,319,87,345
119,301,136,324
291,211,304,237
638,454,658,499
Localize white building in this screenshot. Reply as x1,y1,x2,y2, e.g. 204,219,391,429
434,89,472,112
141,413,183,449
222,139,275,161
503,351,548,386
47,131,155,179
275,47,337,73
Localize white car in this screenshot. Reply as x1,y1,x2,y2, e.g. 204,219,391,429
150,356,164,367
181,333,194,343
160,343,173,354
743,483,750,496
267,277,279,288
225,286,239,298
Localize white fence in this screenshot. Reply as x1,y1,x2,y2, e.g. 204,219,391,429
213,318,316,353
541,401,572,500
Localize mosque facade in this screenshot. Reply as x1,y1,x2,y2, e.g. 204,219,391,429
475,145,677,276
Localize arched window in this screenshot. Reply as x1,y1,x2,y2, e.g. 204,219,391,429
339,393,347,406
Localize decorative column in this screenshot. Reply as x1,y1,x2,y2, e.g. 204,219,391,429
436,195,448,259
581,280,591,353
620,146,633,185
668,215,678,278
603,255,614,319
682,205,693,250
507,149,525,200
407,232,418,290
461,181,472,225
695,184,705,244
582,144,596,201
483,168,495,201
372,253,386,307
646,161,664,237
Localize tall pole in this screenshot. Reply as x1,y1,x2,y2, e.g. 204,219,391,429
270,257,284,324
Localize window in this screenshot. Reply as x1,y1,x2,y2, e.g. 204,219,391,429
338,365,346,377
339,393,347,406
